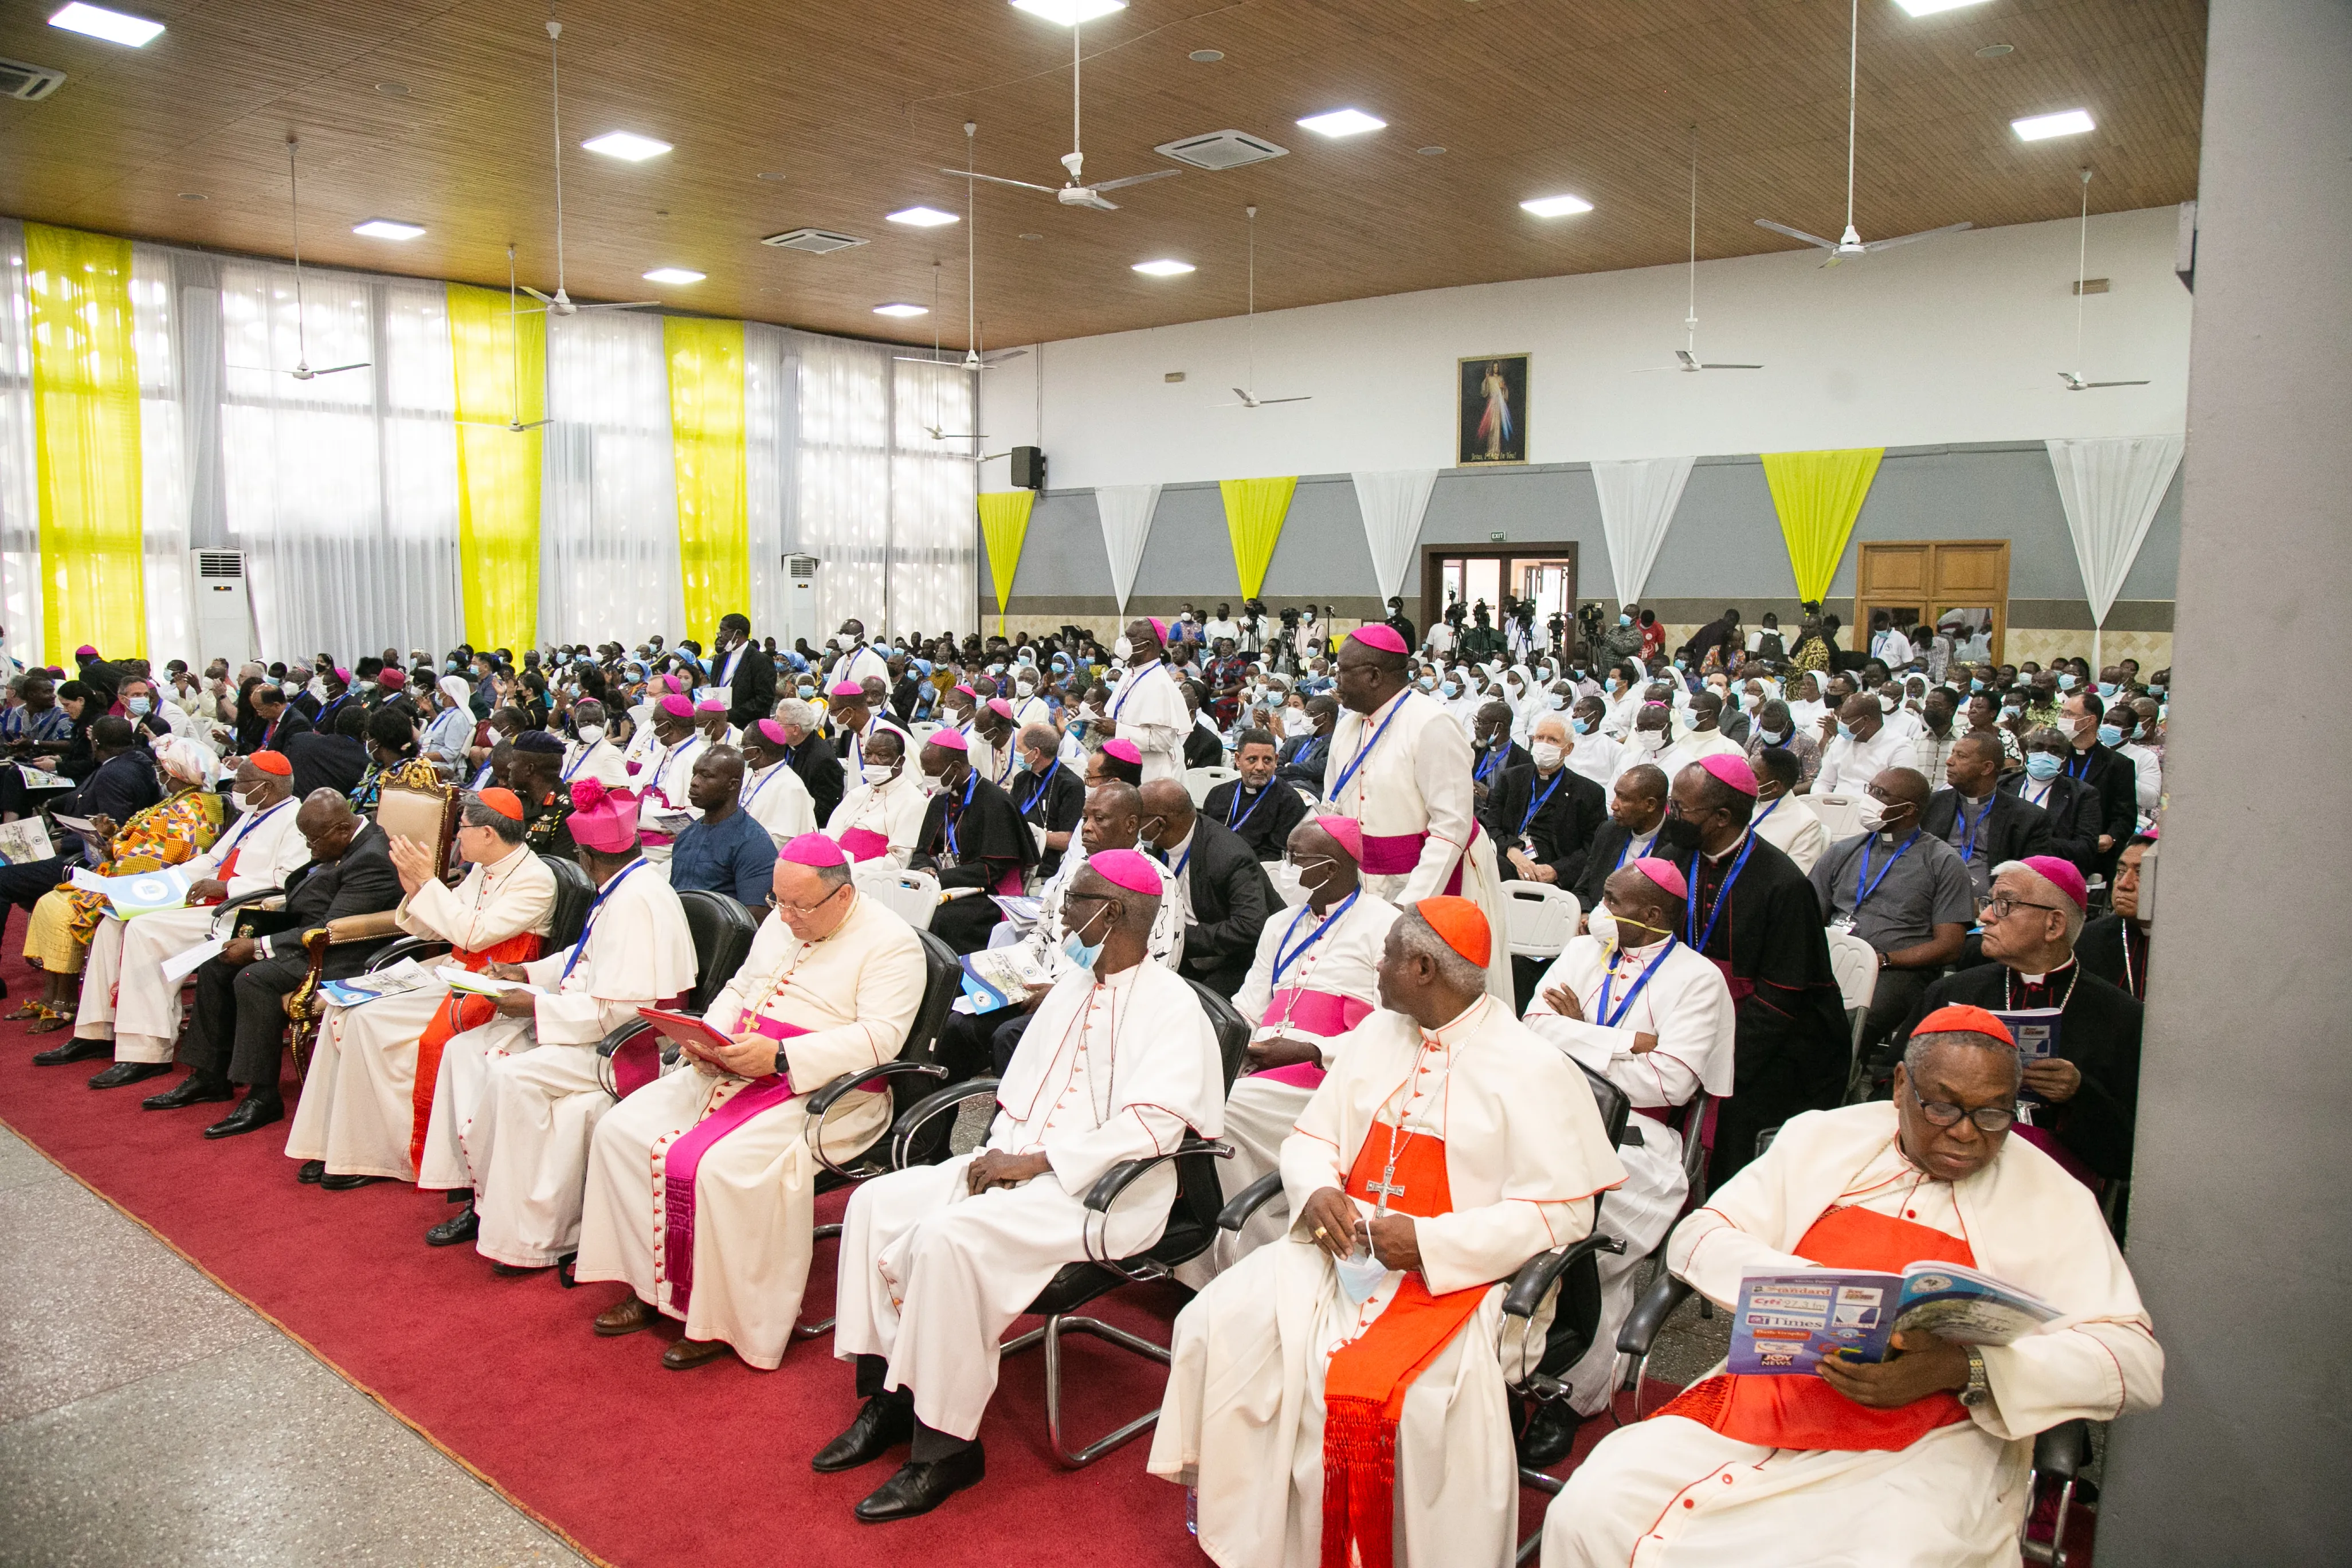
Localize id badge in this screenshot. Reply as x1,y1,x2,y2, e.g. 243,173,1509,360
1830,914,1856,933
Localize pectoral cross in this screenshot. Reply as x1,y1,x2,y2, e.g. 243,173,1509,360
1365,1165,1407,1205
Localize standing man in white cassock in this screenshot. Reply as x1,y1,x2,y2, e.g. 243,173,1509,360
818,849,1224,1522
1153,896,1625,1568
1520,857,1734,1438
1322,622,1513,1001
1100,616,1189,786
634,694,707,863
286,787,556,1186
1174,813,1397,1289
414,781,697,1265
575,832,927,1370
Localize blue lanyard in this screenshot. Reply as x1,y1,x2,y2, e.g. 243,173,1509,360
1108,663,1159,720
1753,796,1781,827
1273,889,1358,985
1223,781,1268,832
1684,833,1757,953
1953,795,1989,862
1518,768,1567,839
1328,696,1409,803
943,770,978,859
743,762,785,809
1019,757,1062,815
560,859,648,983
1475,742,1510,782
1852,832,1919,908
1597,936,1679,1028
1614,826,1658,874
561,740,601,782
220,795,294,855
2067,749,2092,779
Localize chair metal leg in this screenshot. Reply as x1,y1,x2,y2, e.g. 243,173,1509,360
1006,1312,1173,1467
1515,1467,1566,1564
2020,1471,2079,1567
793,1223,845,1338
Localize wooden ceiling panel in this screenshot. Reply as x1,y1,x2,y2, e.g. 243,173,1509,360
0,0,2203,346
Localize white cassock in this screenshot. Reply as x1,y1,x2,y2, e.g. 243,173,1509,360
574,891,927,1367
1522,934,1735,1413
738,759,817,846
77,795,312,1064
286,842,558,1180
1004,837,1185,975
636,734,708,861
1565,730,1622,790
1321,687,1511,1001
1106,659,1189,785
1657,728,1746,780
1750,791,1829,873
1611,737,1673,789
825,642,892,691
420,859,697,1268
1543,1103,2163,1568
835,958,1224,1442
824,772,929,871
1172,889,1399,1290
561,736,632,791
1011,693,1053,731
622,718,664,775
1153,995,1626,1568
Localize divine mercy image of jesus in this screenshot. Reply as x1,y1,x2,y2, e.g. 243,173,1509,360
1457,353,1528,464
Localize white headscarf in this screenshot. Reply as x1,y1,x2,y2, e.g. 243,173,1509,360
437,675,472,709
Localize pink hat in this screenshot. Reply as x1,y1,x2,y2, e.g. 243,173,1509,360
986,697,1013,719
1087,847,1162,895
658,674,686,694
828,680,864,699
658,693,695,719
781,831,848,868
332,666,351,684
694,696,728,715
1631,856,1687,899
2020,854,2088,911
1314,813,1364,865
1348,624,1409,654
926,726,968,752
754,718,788,746
1147,617,1169,643
568,779,640,853
1697,753,1758,797
954,683,977,697
1103,738,1142,765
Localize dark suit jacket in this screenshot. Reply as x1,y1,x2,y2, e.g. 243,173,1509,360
788,732,846,828
258,709,313,750
1183,722,1224,770
1275,731,1331,794
256,824,405,980
2074,914,2149,1001
1201,777,1310,863
1491,763,1608,888
61,750,162,831
1999,775,2103,877
1570,819,1657,918
283,731,369,802
1015,759,1088,880
1920,788,2051,871
723,644,778,730
2066,743,2139,845
1175,815,1276,997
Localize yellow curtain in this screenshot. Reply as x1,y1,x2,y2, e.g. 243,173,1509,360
447,282,545,650
664,317,750,644
1761,448,1884,602
977,491,1036,636
24,224,147,664
1218,476,1297,599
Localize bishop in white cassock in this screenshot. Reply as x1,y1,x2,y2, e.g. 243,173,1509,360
415,782,698,1267
560,712,632,791
1522,859,1735,1417
633,695,708,862
1543,1009,2162,1568
1174,813,1398,1290
822,731,929,869
817,850,1224,1523
1103,616,1190,786
1320,624,1512,1002
1153,897,1626,1568
735,718,818,846
286,789,556,1183
76,754,312,1065
576,833,928,1370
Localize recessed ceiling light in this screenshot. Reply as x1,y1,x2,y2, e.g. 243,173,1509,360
2012,108,2095,141
1010,0,1127,24
1975,42,2014,57
178,191,206,201
1520,193,1594,217
756,171,787,181
375,80,409,96
352,219,426,241
887,206,959,227
1296,108,1386,138
582,131,672,162
873,303,929,317
1019,233,1044,241
1189,49,1223,62
1892,0,1989,15
1132,258,1195,277
643,267,705,285
48,3,163,46
1417,145,1447,156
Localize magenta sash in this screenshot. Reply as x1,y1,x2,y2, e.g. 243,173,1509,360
1355,822,1481,895
661,1018,808,1314
993,863,1026,896
1249,988,1370,1089
838,826,891,862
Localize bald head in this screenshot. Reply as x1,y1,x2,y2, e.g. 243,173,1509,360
1138,777,1195,850
1081,780,1144,857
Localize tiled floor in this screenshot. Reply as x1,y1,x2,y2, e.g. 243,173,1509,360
0,1126,590,1568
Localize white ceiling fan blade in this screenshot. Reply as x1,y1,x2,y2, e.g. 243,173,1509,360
1700,362,1763,370
1674,349,1698,369
1755,219,1837,250
577,300,662,311
519,285,558,306
1073,192,1118,211
1860,220,1974,253
309,362,373,375
954,168,1059,195
2077,378,2150,389
1253,395,1311,405
1087,168,1181,193
979,347,1028,365
1630,365,1683,375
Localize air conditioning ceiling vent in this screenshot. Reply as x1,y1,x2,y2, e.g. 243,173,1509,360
1153,130,1288,171
0,57,67,101
762,228,868,254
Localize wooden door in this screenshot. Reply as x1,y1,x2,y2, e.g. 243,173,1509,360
1856,541,2009,664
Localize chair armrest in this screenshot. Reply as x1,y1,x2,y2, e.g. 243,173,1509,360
365,935,453,974
596,1018,656,1059
1501,1230,1626,1320
2035,1418,2088,1479
1216,1170,1287,1232
887,1077,1000,1169
804,1061,950,1178
207,886,283,934
1616,1272,1694,1358
325,910,402,945
1081,1139,1232,1215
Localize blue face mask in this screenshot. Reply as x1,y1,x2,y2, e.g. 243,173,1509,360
2148,684,2166,698
1440,681,1460,699
1570,716,1593,735
1970,679,1985,692
126,697,151,716
1061,909,1106,971
2096,723,2123,748
1604,677,1620,693
2056,672,2077,691
1618,614,1633,627
2096,682,2117,699
1837,720,1859,740
1759,727,1787,746
2025,752,2064,782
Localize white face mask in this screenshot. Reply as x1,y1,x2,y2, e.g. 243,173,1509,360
1633,728,1666,752
576,724,605,744
1853,794,1887,832
1586,905,1623,951
1111,635,1134,661
1531,740,1566,770
863,762,898,786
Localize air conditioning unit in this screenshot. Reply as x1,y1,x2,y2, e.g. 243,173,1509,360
189,550,256,668
781,553,825,659
1153,130,1288,171
762,228,869,254
0,57,68,102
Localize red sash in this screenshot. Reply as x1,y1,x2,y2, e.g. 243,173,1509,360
1654,1204,1975,1451
1320,1122,1488,1568
407,930,544,1175
1356,823,1481,895
660,1017,809,1314
837,826,891,863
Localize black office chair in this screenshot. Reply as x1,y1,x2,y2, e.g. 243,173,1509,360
358,850,593,979
589,889,759,1099
876,977,1250,1467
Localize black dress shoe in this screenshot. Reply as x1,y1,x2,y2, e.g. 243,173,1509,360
88,1061,171,1089
1515,1399,1583,1470
425,1204,479,1246
32,1037,112,1066
144,1074,235,1110
202,1096,284,1139
852,1444,985,1522
297,1159,326,1184
813,1395,916,1473
319,1172,385,1191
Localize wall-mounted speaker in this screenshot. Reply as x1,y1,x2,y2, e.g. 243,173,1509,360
1009,445,1046,491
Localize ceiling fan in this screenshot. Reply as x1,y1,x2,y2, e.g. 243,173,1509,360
456,246,555,433
1216,206,1310,409
903,262,990,442
518,14,657,317
2058,168,2149,391
233,136,370,381
943,20,1177,211
1754,0,1972,265
899,122,1028,387
1640,131,1762,374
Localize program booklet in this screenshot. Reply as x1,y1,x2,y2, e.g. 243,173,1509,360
959,944,1055,1012
0,818,54,865
1989,1006,2061,1112
319,960,440,1010
1728,1261,2061,1374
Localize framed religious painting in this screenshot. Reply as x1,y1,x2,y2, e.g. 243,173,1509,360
1457,354,1530,465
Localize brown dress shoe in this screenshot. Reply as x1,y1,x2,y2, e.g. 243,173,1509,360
594,1297,658,1336
662,1337,732,1370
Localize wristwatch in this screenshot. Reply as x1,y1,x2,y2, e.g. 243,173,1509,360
1958,1344,1990,1408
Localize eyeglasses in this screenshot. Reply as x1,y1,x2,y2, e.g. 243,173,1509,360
1907,1081,2018,1134
766,883,846,917
1981,895,2063,922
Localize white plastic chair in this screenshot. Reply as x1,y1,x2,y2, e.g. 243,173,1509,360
1809,791,1864,842
1825,927,1880,1101
854,864,940,931
1185,766,1238,809
1502,881,1581,961
908,721,942,747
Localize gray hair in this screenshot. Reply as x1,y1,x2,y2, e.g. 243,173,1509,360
1395,909,1488,995
1903,1029,2024,1088
813,860,853,891
1991,859,2085,943
461,794,527,844
774,697,818,731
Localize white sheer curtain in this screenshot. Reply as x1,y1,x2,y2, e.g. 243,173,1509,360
743,323,797,638
2046,436,2186,666
794,332,891,637
1351,469,1438,603
538,309,685,648
1093,484,1161,616
0,221,40,665
129,246,193,660
1591,456,1695,604
889,357,977,638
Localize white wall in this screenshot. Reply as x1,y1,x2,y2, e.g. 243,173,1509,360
982,206,2192,490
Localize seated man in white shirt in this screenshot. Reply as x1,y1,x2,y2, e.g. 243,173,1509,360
1749,744,1829,872
1814,692,1923,795
735,717,818,845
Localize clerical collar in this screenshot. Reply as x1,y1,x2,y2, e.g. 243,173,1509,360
1091,959,1144,991
1615,934,1672,963
1421,993,1489,1049
484,841,534,876
2015,959,2076,986
1704,829,1751,863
